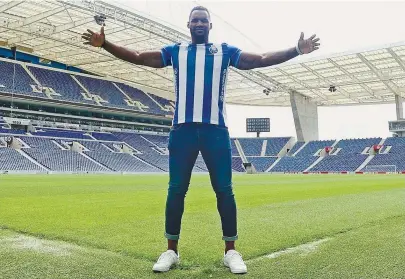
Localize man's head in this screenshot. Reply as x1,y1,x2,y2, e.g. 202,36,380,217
188,6,212,42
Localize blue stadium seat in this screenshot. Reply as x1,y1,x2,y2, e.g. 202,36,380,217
28,66,94,104
230,139,239,156
75,76,129,109
287,141,305,156
238,138,263,156
0,61,39,97
232,157,245,172
311,154,368,172
32,128,92,140
0,147,44,172
271,156,317,172
247,157,277,172
334,138,381,155
115,82,168,115
363,137,405,171
265,137,291,156
295,140,335,157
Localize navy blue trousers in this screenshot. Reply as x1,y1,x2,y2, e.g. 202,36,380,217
164,123,238,241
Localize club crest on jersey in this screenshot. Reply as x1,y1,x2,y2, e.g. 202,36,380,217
209,45,218,54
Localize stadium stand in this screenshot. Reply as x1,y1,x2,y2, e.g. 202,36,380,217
90,132,120,142
75,75,129,109
311,154,368,172
362,137,405,172
113,132,151,153
102,142,121,152
78,140,110,152
238,138,263,156
247,157,277,172
334,138,382,155
238,137,289,157
0,148,43,172
23,148,107,172
1,123,405,174
27,66,94,104
232,157,245,172
87,152,161,172
115,82,168,115
0,127,26,134
20,136,61,149
287,141,305,156
151,93,173,110
309,138,381,172
32,128,92,140
364,153,405,172
379,137,405,153
141,134,169,149
0,61,38,97
265,137,291,156
295,140,335,157
231,139,240,156
136,153,169,171
270,156,318,173
195,156,209,171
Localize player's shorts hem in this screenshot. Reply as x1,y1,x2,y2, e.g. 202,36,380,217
165,232,180,240
222,235,238,241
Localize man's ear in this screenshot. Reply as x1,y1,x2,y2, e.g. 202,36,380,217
187,22,190,29
210,23,212,30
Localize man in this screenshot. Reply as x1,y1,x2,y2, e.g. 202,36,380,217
82,6,320,274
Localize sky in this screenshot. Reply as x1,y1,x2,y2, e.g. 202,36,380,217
113,0,404,139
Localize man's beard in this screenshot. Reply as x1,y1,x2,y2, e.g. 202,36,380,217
192,28,208,37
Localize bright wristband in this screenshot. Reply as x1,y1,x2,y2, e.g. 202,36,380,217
296,43,303,55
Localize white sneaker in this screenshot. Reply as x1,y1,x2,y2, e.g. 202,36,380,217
152,250,179,272
223,250,247,274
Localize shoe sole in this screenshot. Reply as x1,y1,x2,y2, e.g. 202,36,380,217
224,262,247,274
152,262,178,273
230,269,247,274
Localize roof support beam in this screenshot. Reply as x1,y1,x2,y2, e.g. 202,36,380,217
326,58,379,101
357,53,404,98
276,68,328,101
8,17,93,45
387,48,405,72
7,6,65,29
0,1,24,13
395,95,403,120
35,24,139,51
229,95,290,104
45,35,153,59
299,63,358,103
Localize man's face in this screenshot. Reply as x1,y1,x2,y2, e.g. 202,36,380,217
188,10,212,38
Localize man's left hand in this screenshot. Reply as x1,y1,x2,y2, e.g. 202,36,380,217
297,32,320,54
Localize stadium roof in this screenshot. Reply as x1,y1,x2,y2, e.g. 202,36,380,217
1,0,405,107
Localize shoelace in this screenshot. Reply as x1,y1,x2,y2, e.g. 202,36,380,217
157,251,176,263
157,252,171,262
228,251,245,264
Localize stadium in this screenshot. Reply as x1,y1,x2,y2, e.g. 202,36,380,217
0,1,404,278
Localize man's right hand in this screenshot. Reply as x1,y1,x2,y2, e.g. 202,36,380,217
82,26,105,47
81,25,165,68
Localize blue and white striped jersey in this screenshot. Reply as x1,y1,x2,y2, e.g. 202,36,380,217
161,42,242,127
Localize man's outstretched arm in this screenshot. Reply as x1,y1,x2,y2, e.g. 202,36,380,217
236,32,320,70
82,26,164,68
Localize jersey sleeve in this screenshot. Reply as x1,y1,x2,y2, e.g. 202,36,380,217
227,44,242,68
161,44,175,67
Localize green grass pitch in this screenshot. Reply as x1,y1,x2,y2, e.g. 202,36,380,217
0,174,404,278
